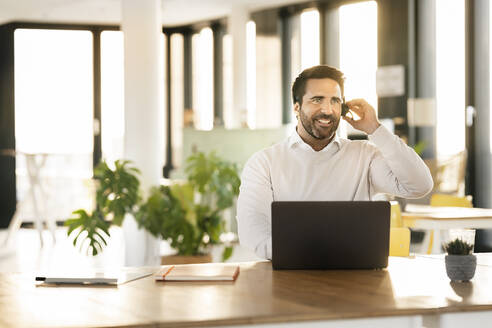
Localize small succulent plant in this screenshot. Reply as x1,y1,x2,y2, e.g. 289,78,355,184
443,238,474,255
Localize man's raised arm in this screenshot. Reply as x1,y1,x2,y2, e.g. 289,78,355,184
344,98,433,198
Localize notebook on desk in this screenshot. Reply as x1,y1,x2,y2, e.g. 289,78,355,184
271,201,391,270
154,263,240,281
35,270,153,286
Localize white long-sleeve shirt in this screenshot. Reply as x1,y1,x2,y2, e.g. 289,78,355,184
236,125,433,259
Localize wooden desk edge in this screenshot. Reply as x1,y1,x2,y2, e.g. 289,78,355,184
149,306,492,328
402,213,492,221
6,260,492,328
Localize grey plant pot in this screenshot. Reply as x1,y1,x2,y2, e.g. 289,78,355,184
445,254,477,282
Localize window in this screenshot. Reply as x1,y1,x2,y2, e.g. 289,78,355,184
171,34,184,166
290,9,321,79
101,31,124,165
246,21,256,129
300,9,320,70
436,0,465,157
338,1,378,137
192,27,214,130
14,29,93,220
253,19,282,129
339,1,378,110
222,33,235,129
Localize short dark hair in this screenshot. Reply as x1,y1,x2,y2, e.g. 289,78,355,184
292,65,345,105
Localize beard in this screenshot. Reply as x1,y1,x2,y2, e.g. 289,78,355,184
299,107,340,141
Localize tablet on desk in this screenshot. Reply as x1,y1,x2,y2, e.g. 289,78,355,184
35,270,153,286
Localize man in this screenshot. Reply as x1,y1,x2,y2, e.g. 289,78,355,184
236,65,433,260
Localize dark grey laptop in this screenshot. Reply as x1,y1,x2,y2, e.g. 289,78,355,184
272,201,390,270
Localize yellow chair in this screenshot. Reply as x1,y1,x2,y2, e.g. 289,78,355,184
425,194,473,254
389,201,410,257
430,194,473,208
390,201,403,227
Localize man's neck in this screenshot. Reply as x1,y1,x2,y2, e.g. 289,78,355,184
296,128,335,151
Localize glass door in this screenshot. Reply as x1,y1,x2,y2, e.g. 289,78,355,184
14,28,94,222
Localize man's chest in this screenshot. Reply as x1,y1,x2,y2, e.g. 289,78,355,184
269,150,372,201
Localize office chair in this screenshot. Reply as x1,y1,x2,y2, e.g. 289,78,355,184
426,194,473,254
430,194,473,208
389,201,410,257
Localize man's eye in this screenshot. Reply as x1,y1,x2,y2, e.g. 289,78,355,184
312,98,322,104
331,98,341,104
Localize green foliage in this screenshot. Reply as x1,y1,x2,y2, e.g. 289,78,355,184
134,185,193,254
65,209,110,256
185,152,241,211
66,153,240,260
222,246,234,262
94,160,141,225
65,160,141,256
444,238,474,255
136,152,240,260
412,140,427,156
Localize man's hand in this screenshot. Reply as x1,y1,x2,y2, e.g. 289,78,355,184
342,98,381,134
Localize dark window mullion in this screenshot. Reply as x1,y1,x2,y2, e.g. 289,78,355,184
280,10,292,124
0,24,16,228
92,29,102,171
465,0,475,198
183,31,193,112
212,23,224,126
163,33,173,178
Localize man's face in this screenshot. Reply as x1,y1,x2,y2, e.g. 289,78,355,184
295,78,342,142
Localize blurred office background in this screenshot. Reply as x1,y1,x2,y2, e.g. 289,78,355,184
0,0,491,268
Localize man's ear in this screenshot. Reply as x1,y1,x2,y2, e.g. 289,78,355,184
293,102,300,118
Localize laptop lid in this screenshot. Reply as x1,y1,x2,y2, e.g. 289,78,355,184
272,201,390,270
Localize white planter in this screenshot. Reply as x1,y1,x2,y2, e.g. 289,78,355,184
122,214,160,266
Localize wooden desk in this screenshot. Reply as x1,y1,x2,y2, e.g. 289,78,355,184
2,256,492,328
402,205,492,253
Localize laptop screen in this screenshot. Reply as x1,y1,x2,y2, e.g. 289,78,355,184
271,201,390,270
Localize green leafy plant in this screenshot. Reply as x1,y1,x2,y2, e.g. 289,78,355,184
444,238,474,255
135,152,241,261
66,153,240,261
412,140,427,156
65,209,110,256
94,160,141,225
65,160,141,256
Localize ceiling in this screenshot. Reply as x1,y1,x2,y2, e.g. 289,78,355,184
0,0,306,27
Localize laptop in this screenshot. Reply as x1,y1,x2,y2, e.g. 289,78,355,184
271,201,390,270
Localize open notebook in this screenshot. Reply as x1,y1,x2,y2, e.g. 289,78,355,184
154,263,240,281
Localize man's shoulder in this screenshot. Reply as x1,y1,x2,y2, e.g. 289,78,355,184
245,139,289,167
338,136,379,153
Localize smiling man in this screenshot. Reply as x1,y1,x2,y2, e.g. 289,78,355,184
236,65,433,260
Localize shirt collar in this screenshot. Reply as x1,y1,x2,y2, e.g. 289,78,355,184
288,129,342,152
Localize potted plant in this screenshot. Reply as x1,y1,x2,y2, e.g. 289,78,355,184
65,152,240,263
443,238,476,282
135,152,241,263
65,160,141,255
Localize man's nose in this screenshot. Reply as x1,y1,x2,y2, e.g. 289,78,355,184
320,101,335,115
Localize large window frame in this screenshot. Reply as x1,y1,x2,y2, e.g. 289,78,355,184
6,22,180,178
0,22,177,225
8,22,120,172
